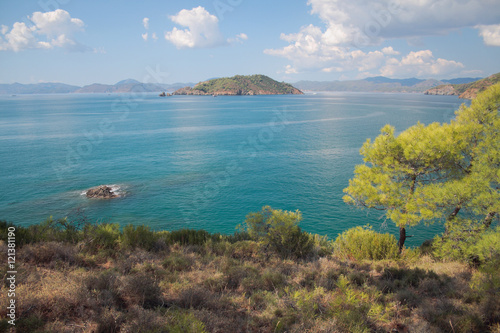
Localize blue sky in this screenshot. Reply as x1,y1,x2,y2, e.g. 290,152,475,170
0,0,499,86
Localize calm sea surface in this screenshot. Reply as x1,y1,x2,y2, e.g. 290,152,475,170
0,92,468,246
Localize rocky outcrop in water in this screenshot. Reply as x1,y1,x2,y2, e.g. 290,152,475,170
86,185,118,199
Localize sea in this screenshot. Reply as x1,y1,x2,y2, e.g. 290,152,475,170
0,92,469,246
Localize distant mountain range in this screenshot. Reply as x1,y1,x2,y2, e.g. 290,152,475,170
0,79,195,95
0,76,491,96
0,82,81,94
293,76,482,93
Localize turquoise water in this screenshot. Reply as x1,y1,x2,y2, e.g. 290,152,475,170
0,92,468,245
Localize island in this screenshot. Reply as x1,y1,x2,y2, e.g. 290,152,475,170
172,74,303,96
425,72,500,99
85,185,119,199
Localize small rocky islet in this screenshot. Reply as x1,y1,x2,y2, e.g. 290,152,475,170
85,185,119,199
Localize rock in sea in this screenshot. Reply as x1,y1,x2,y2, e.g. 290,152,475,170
86,185,118,199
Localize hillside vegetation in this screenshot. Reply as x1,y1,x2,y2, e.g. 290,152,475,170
173,75,303,96
425,72,500,99
0,204,499,332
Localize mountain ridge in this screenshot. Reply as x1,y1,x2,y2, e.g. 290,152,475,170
293,76,482,93
0,80,195,95
0,75,490,95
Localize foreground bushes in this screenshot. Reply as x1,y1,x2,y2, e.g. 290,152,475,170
433,221,500,268
243,206,316,259
1,217,499,332
334,225,400,260
0,219,251,254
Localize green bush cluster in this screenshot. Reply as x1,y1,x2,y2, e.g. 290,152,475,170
243,206,315,259
334,225,399,260
433,221,500,266
0,219,252,255
433,221,500,291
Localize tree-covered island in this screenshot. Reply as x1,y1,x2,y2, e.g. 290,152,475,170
173,74,303,96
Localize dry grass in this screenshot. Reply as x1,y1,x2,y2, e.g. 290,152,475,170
1,238,498,333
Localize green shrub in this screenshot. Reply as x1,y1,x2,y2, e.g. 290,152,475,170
432,219,484,262
249,290,275,311
121,306,166,333
165,309,207,333
348,271,369,286
0,319,11,333
203,275,226,292
228,240,261,259
162,253,193,272
165,229,211,246
309,233,335,256
15,315,45,332
433,222,500,287
84,270,124,308
19,242,77,267
469,226,500,268
121,272,162,308
223,231,252,243
95,309,124,333
224,265,257,290
291,287,327,320
175,286,215,310
334,225,399,260
261,269,286,291
378,267,438,294
83,223,121,252
121,224,157,251
244,206,314,259
0,218,84,246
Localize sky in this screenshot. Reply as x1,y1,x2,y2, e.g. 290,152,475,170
0,0,499,86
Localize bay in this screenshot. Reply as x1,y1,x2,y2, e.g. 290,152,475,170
0,92,468,246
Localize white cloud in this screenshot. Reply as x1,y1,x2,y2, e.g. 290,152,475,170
477,24,500,46
236,33,248,41
306,0,500,42
143,17,150,30
142,32,158,42
228,32,249,44
351,50,386,72
30,9,84,37
285,65,298,74
264,0,490,77
0,9,88,52
382,46,399,55
322,66,343,73
380,50,465,78
165,6,226,49
0,22,39,52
